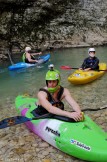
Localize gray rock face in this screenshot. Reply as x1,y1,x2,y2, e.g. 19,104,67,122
0,0,107,58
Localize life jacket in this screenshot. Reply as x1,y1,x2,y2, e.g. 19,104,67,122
86,57,96,64
22,53,35,63
33,86,64,115
82,57,99,70
22,53,26,62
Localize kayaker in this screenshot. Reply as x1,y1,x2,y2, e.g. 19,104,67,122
23,46,42,63
33,64,82,121
79,48,99,71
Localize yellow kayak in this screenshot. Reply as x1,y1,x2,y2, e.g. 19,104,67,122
68,63,106,85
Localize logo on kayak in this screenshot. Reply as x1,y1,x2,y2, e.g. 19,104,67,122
45,126,60,137
75,73,80,77
89,73,94,76
70,139,91,151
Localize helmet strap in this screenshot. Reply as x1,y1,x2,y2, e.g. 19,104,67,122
46,80,58,87
46,80,59,93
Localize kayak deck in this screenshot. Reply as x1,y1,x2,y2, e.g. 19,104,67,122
68,63,106,85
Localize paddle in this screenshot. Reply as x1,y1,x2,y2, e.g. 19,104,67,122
0,105,107,129
37,58,44,64
60,66,107,71
0,113,53,129
60,66,78,70
7,49,14,65
0,113,78,129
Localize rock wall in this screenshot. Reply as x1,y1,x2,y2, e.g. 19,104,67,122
0,0,107,59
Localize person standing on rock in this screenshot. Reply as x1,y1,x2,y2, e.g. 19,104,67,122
79,48,99,71
22,46,42,64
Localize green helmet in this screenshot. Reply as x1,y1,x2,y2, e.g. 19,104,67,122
45,69,60,93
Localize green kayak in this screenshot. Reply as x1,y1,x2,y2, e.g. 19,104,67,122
15,95,107,162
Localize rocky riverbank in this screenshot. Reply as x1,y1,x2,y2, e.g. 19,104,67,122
0,101,107,162
0,82,107,162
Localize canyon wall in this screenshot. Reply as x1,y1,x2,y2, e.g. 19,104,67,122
0,0,107,59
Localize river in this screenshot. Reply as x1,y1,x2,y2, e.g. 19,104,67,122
0,46,107,107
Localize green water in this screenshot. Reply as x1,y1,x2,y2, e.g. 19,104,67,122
0,46,107,110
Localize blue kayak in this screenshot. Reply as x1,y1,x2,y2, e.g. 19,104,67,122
8,54,50,71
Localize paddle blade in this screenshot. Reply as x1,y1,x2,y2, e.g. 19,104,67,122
0,116,31,129
60,66,72,70
99,69,107,72
37,59,44,64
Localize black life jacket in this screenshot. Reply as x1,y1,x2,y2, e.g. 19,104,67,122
33,86,64,115
82,57,99,70
24,55,35,63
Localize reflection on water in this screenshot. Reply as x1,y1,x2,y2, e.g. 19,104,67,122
0,46,107,111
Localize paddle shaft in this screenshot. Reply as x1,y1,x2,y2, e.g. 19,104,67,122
60,66,78,70
0,113,78,129
60,66,107,71
7,50,14,65
0,113,53,129
1,105,107,129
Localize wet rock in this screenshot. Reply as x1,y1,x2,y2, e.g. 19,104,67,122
39,142,49,148
42,159,51,162
14,148,26,154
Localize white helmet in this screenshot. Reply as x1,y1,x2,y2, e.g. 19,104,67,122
48,64,54,70
88,48,95,54
25,47,31,52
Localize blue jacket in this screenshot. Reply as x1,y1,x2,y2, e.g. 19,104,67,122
81,56,99,70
